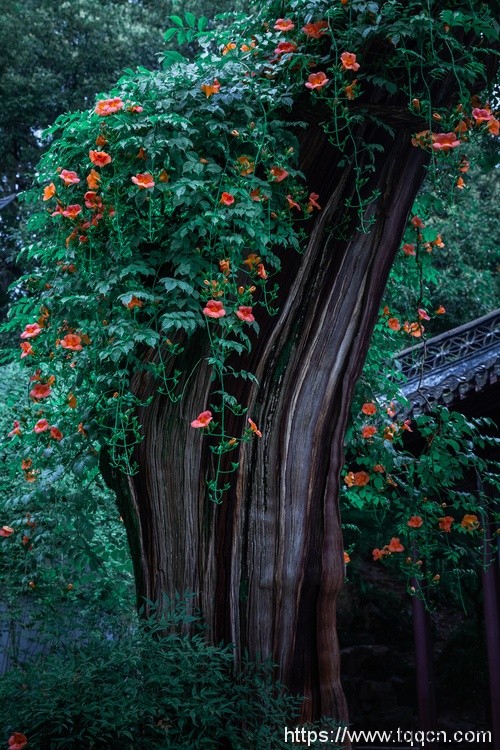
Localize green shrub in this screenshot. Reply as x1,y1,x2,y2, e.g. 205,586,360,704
0,602,302,749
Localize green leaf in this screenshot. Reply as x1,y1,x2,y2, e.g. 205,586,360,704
159,278,196,295
163,28,179,42
169,15,184,27
185,11,197,29
161,51,187,69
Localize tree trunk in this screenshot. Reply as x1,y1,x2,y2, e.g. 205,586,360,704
102,115,430,724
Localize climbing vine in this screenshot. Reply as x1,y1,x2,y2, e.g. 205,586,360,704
2,0,499,518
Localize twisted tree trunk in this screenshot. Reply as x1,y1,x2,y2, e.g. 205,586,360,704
102,115,429,723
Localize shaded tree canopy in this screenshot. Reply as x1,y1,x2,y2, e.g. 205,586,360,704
0,0,252,317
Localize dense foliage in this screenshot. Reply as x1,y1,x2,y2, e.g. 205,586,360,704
0,0,252,320
0,603,305,750
3,0,499,495
384,138,500,333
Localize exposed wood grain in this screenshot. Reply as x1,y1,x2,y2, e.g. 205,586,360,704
100,116,430,729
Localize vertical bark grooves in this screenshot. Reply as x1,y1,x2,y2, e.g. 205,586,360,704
109,118,430,723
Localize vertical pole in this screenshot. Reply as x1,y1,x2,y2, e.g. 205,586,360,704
481,512,500,750
477,470,500,750
412,587,437,734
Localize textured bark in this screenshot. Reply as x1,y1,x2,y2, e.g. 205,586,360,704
102,118,430,724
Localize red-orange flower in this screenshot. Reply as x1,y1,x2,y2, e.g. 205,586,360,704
302,20,328,38
84,191,103,210
61,204,82,219
86,169,101,189
50,426,63,441
21,323,42,339
43,182,56,201
383,423,397,441
305,72,329,90
388,317,401,331
0,526,14,538
340,51,360,71
60,333,83,351
59,169,80,185
403,321,424,338
8,734,28,750
438,515,454,533
237,155,255,175
343,551,350,564
472,107,492,123
21,458,32,470
275,41,297,55
361,402,376,415
454,119,469,135
461,514,479,531
124,296,143,310
203,300,226,319
308,192,321,211
432,132,461,151
270,166,289,182
256,263,267,280
132,173,155,189
361,425,377,439
344,80,358,100
29,383,52,400
408,515,423,528
220,192,235,206
219,259,230,275
372,548,387,561
89,150,112,167
353,471,370,486
201,79,220,98
242,255,260,271
67,392,77,408
191,410,213,428
418,308,430,321
95,97,124,116
459,156,470,173
411,130,432,149
248,418,262,437
222,42,237,55
8,420,22,437
387,537,404,553
456,176,465,189
435,305,446,315
487,118,500,135
274,18,295,32
236,306,255,323
411,215,425,228
286,194,301,211
34,419,50,433
402,243,416,256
